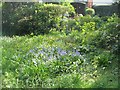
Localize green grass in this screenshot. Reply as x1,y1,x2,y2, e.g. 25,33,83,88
1,31,118,88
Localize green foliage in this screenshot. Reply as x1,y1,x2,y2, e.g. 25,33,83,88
65,14,119,66
1,9,119,88
33,3,75,34
2,2,35,36
85,8,95,16
43,73,82,88
2,2,75,36
94,14,120,54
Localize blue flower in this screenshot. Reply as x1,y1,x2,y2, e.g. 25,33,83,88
75,50,80,56
60,50,67,56
38,50,44,54
29,49,34,53
57,47,62,52
48,55,56,60
51,47,55,51
48,56,52,60
34,47,38,51
57,49,61,55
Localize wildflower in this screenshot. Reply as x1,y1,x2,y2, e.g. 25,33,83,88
75,50,80,56
38,50,44,55
57,47,61,52
57,48,62,55
60,50,67,56
29,49,34,53
51,47,55,51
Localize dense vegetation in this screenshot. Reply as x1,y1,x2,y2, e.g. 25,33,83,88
1,2,120,88
2,2,75,36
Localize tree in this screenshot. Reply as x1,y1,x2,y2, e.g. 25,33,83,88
113,0,120,17
2,2,35,36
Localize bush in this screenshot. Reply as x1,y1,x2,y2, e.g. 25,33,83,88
94,14,120,54
85,8,95,16
65,14,119,67
2,2,35,36
2,3,75,36
2,14,119,87
33,3,75,34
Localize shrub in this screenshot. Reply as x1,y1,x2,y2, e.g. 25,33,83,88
2,3,75,36
85,8,95,16
33,3,75,34
94,14,120,54
2,2,35,36
66,14,119,67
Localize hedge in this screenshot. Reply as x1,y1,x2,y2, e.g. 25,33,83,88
2,2,75,36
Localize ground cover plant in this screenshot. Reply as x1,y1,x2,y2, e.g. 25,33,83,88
1,2,120,88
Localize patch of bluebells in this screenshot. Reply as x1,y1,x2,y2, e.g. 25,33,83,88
27,46,84,64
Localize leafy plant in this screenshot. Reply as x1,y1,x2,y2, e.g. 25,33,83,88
85,8,95,16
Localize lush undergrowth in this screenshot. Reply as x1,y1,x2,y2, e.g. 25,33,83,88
1,30,118,88
1,3,119,87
